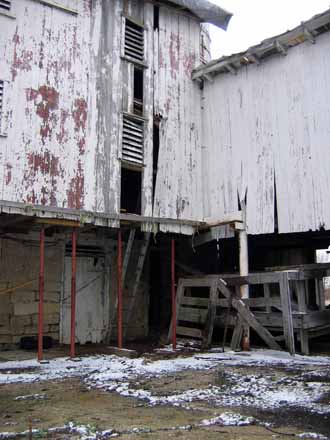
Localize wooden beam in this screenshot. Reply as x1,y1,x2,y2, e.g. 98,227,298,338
275,40,287,55
36,218,80,227
279,272,295,355
202,280,218,348
168,279,185,342
0,215,34,228
238,202,249,350
217,279,282,351
199,212,243,230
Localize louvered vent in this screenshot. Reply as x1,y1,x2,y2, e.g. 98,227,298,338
0,81,4,132
125,19,144,63
0,0,11,11
122,115,144,166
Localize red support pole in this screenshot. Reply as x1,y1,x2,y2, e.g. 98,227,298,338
70,230,77,358
38,228,45,362
171,239,176,350
117,230,123,349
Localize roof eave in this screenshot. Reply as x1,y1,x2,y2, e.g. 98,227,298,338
167,0,233,30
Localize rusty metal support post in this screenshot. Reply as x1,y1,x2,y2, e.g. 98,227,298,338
171,239,177,350
70,229,77,358
117,229,123,349
38,228,45,362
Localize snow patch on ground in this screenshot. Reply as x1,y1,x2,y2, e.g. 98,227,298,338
14,393,47,401
0,349,329,438
200,412,255,426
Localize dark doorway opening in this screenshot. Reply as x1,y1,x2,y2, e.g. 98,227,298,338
133,67,144,116
154,5,159,31
152,121,160,205
120,167,142,215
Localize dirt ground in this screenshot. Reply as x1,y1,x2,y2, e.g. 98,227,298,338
0,347,329,439
0,377,305,439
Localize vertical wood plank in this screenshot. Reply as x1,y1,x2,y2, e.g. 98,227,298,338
279,272,295,355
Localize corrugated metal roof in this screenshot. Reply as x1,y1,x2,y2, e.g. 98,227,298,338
193,8,330,79
166,0,232,30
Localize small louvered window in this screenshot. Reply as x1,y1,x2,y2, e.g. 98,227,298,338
0,0,11,11
0,81,4,132
122,115,144,166
124,19,144,63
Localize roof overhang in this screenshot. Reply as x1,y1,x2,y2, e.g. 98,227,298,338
166,0,233,30
192,8,330,80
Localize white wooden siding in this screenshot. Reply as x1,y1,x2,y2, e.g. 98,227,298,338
202,32,330,235
153,6,203,234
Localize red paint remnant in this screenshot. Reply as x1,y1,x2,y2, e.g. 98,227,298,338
24,151,62,207
183,53,196,78
26,190,37,205
11,27,33,80
26,88,39,102
78,138,86,155
72,98,87,133
67,160,84,209
5,163,12,185
40,186,48,206
56,109,69,144
72,98,87,154
169,32,180,78
26,86,59,145
27,151,62,177
36,86,59,119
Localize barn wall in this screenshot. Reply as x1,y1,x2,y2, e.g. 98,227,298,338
153,5,204,234
0,0,205,234
0,0,123,222
0,231,150,348
0,235,64,347
202,32,330,235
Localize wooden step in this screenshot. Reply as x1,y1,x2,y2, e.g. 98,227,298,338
178,307,207,324
176,326,203,339
180,297,209,307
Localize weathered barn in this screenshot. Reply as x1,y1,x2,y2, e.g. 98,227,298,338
0,0,234,353
1,0,330,356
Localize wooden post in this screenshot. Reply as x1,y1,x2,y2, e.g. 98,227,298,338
238,202,249,350
279,272,295,355
171,239,176,350
38,228,45,362
117,230,123,349
70,230,77,358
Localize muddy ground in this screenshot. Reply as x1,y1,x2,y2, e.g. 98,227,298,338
0,348,329,439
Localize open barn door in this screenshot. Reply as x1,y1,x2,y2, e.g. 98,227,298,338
60,249,109,345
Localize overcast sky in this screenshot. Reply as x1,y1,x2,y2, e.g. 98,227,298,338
209,0,330,58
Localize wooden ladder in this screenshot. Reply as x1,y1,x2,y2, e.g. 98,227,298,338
123,232,151,340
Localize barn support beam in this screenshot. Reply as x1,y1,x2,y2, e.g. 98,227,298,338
70,230,77,358
238,203,250,350
37,228,45,362
171,239,177,350
117,230,123,349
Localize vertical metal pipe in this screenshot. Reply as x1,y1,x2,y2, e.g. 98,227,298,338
171,239,176,350
38,228,45,362
70,230,77,358
117,229,123,349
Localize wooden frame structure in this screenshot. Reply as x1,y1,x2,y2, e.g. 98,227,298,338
169,264,330,355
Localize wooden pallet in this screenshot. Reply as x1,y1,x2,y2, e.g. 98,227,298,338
168,277,218,348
